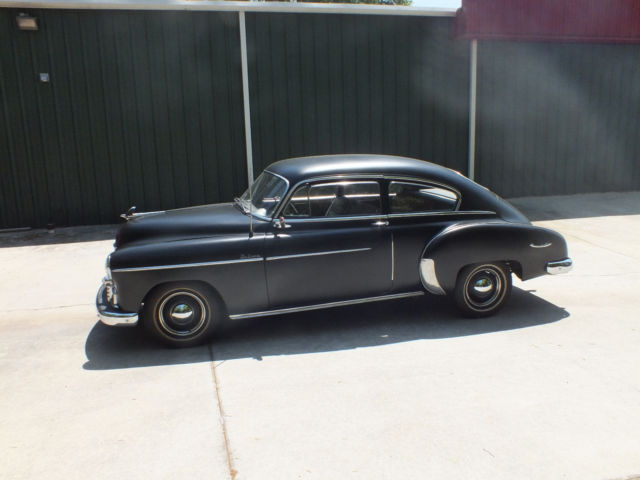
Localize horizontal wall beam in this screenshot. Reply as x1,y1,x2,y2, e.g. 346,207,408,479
0,0,456,16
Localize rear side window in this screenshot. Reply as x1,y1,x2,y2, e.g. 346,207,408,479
389,181,458,213
282,181,381,218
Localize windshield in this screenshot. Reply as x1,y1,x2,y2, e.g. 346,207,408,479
238,172,288,218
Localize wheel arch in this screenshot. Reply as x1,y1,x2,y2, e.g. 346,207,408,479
420,221,559,293
141,280,227,316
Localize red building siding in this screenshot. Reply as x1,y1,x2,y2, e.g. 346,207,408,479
457,0,640,43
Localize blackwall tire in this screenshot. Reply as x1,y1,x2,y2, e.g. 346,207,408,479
143,283,220,347
454,263,512,317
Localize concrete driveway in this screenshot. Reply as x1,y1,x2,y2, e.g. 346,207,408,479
1,192,639,480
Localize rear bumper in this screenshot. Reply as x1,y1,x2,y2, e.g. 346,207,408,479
96,278,139,327
546,258,573,275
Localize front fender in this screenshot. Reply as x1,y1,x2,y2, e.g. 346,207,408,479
110,234,267,314
421,221,569,293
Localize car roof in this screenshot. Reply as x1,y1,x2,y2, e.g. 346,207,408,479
264,154,529,223
265,154,466,187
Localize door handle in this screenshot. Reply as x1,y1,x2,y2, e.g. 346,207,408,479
372,220,389,227
274,216,291,230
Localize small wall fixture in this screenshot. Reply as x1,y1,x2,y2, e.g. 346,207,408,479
16,13,38,31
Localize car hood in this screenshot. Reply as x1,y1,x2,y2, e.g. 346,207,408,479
115,203,253,248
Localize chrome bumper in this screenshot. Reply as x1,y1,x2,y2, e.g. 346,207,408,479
546,258,573,275
96,279,139,327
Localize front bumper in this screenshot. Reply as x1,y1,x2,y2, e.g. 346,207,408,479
96,278,139,327
546,258,573,275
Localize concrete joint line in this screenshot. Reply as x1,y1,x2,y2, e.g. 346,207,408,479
209,344,238,480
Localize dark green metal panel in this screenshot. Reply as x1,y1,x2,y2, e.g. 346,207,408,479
6,8,639,230
0,9,245,229
245,13,470,175
476,41,640,197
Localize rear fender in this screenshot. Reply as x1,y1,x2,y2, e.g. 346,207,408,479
420,221,569,294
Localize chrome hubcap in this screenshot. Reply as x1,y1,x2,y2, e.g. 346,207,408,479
170,303,194,322
158,291,207,337
472,277,494,294
464,266,504,311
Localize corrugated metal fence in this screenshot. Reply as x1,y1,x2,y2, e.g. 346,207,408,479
476,40,640,198
0,10,246,228
1,7,639,229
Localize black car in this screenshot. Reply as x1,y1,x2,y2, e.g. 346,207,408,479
97,154,572,346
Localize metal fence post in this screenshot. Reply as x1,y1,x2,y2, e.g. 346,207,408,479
239,11,254,186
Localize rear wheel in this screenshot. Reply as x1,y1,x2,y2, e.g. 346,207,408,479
454,263,511,317
143,283,221,347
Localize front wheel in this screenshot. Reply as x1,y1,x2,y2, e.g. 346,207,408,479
143,283,221,347
454,263,512,317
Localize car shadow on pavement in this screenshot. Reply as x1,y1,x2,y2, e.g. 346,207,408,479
84,287,569,370
508,191,640,221
0,225,118,248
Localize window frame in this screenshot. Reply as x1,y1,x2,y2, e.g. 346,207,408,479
277,177,385,221
386,179,462,216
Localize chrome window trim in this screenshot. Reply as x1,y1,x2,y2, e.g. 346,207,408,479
388,179,462,212
273,174,385,219
279,178,383,219
229,291,424,320
388,210,496,219
111,257,264,273
244,170,290,221
277,210,494,224
264,169,290,188
285,214,388,223
266,247,372,261
274,173,467,219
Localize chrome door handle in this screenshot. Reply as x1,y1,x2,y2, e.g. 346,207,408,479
373,220,389,227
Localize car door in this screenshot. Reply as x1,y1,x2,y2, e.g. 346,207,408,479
387,179,496,292
264,179,392,308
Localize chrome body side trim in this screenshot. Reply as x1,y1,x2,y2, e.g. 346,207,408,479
390,232,395,282
112,257,263,273
546,258,573,275
419,258,446,295
96,279,139,327
530,242,552,249
229,291,424,320
266,247,371,261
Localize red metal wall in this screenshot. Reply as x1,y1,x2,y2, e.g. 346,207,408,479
457,0,640,43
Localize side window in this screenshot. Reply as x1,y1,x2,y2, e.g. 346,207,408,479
389,181,458,213
283,181,381,218
282,184,310,217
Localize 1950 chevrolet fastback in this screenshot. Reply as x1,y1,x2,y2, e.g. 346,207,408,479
96,155,572,347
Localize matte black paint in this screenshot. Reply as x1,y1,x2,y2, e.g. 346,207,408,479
423,221,568,291
107,155,569,318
